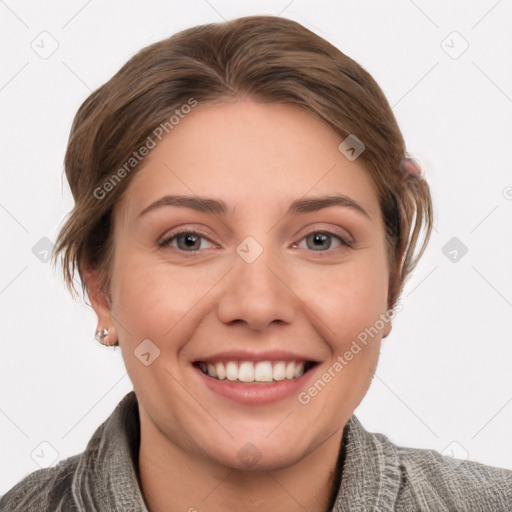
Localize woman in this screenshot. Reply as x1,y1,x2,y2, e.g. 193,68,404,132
1,14,510,512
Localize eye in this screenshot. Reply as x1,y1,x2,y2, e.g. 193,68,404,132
292,230,353,252
158,229,216,253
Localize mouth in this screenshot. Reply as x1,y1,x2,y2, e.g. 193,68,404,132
192,360,319,384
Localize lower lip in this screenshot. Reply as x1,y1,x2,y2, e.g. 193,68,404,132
193,364,319,406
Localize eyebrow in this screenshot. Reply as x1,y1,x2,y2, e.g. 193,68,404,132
138,194,371,219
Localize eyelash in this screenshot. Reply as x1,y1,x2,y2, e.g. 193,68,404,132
158,228,354,255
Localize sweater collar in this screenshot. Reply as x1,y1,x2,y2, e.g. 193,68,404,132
332,414,401,511
72,390,149,510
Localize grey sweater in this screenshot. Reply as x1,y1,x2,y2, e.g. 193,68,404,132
1,391,510,511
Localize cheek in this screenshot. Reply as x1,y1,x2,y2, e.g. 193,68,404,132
304,260,387,413
109,251,216,342
298,256,389,340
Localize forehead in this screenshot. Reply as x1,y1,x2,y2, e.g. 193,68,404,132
116,100,381,224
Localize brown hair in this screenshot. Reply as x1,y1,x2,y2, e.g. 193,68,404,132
52,14,433,314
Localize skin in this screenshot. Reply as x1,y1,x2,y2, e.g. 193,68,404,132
84,99,395,512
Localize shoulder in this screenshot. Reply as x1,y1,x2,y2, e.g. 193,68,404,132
378,430,512,511
0,454,80,512
340,416,512,512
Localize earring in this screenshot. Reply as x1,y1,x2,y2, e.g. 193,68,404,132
95,328,111,345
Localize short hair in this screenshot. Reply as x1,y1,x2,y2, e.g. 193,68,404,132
52,14,433,312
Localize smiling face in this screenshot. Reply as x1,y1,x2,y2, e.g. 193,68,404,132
88,99,391,472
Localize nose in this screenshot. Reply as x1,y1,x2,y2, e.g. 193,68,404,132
215,246,296,331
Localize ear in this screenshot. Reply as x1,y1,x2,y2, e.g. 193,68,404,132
81,265,118,344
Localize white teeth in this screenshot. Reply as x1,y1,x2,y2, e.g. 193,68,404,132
226,361,238,381
273,361,286,381
197,360,308,382
215,362,226,380
238,362,255,382
254,361,273,382
286,361,296,379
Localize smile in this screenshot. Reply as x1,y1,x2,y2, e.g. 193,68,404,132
194,360,317,383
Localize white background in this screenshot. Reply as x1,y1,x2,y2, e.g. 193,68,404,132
1,0,511,495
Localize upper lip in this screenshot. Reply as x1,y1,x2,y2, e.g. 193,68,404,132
192,349,321,364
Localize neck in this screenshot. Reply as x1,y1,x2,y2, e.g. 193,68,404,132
137,414,345,512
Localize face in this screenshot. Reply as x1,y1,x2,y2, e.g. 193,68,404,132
90,99,391,471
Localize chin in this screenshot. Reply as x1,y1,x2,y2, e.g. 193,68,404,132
199,435,310,472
